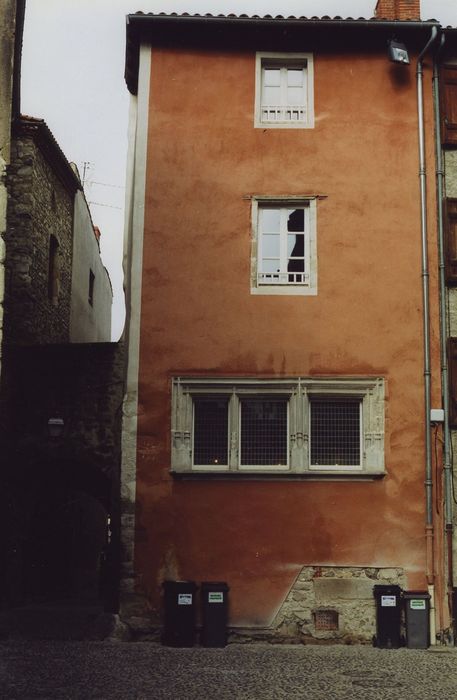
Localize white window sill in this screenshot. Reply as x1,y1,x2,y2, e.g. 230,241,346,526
254,120,315,129
171,469,386,481
251,285,317,296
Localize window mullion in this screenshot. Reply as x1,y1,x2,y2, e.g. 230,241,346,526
304,206,310,277
228,391,239,470
290,382,307,472
280,67,287,111
280,208,287,275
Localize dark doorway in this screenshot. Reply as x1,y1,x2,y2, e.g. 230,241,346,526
25,487,108,603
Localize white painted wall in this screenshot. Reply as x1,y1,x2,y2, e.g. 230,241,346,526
70,189,112,342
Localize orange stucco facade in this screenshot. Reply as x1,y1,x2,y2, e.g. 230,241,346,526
127,27,446,637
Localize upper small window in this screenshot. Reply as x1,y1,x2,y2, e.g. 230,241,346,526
255,53,314,129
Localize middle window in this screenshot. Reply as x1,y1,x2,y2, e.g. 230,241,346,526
258,205,308,286
251,198,317,296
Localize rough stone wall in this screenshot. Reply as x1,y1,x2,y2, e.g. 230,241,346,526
270,566,406,644
2,342,125,477
4,134,74,345
445,151,457,201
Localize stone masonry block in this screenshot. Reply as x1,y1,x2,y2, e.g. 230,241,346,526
314,577,375,602
378,568,400,580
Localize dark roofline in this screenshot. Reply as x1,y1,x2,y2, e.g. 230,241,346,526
125,13,441,94
12,116,82,196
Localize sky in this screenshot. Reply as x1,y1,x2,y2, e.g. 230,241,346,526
21,1,457,340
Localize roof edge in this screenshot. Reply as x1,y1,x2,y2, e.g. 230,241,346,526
125,13,441,95
13,116,82,196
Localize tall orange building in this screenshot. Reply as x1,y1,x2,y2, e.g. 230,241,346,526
121,2,453,643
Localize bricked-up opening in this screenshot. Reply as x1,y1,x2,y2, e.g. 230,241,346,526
374,0,420,20
314,610,339,631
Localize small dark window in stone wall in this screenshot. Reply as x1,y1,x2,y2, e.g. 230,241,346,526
441,65,457,146
48,235,60,306
88,269,95,306
314,610,339,631
448,337,457,428
445,198,457,285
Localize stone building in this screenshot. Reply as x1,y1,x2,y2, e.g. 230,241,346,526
0,0,25,388
0,2,119,612
0,113,118,607
4,116,79,344
4,116,112,345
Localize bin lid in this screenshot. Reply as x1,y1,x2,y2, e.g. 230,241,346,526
201,581,230,591
373,584,402,595
403,590,431,600
162,580,198,590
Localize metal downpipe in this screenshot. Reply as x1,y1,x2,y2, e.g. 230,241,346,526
417,27,439,641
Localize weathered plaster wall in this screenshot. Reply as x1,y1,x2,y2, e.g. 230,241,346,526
70,190,112,343
4,134,74,345
130,47,442,636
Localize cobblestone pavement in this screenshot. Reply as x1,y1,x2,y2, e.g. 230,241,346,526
1,641,457,700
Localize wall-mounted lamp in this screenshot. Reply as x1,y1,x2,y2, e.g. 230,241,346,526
47,417,65,438
388,39,410,65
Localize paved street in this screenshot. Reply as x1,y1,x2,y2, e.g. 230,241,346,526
1,641,457,699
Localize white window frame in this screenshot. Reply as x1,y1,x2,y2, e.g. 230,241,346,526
171,378,385,476
250,197,317,296
254,52,314,129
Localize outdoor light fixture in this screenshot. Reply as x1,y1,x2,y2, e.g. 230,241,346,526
47,417,65,438
388,39,410,65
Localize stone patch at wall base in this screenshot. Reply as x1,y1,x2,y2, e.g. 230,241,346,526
272,566,406,644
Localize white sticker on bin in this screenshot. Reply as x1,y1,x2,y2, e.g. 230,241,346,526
178,594,193,605
410,599,426,610
381,595,396,607
208,592,224,603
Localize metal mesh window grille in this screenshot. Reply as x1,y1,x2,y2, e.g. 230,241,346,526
310,398,361,467
314,610,339,631
240,399,288,466
193,398,228,466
